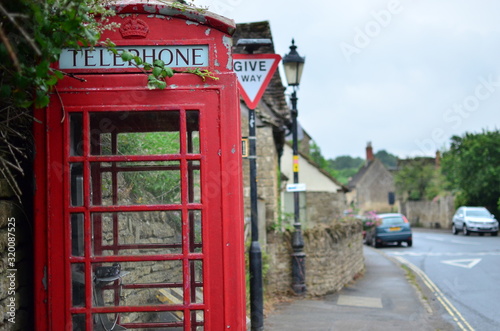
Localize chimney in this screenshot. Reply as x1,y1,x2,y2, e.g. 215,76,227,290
366,142,374,161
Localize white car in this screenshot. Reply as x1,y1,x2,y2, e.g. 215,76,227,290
452,206,498,236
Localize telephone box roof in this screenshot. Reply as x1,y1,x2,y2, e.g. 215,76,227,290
111,0,236,35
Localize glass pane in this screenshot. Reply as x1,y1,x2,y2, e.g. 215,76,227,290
90,111,180,156
187,161,201,203
191,310,204,330
92,211,182,256
94,311,184,329
72,314,85,331
71,213,84,256
92,261,183,307
189,210,202,253
117,131,180,155
70,163,84,206
190,260,203,304
70,113,83,156
71,263,85,307
91,161,181,206
186,110,200,154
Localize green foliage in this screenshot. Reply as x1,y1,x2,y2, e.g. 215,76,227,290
375,150,397,168
441,130,500,215
329,155,364,170
116,132,183,204
309,141,335,175
1,0,115,198
0,0,216,198
1,0,116,109
394,158,440,201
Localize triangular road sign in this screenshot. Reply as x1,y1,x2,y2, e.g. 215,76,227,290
441,258,481,269
233,54,282,109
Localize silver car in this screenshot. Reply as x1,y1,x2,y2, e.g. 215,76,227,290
452,206,498,236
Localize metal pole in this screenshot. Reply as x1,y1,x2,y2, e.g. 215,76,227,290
290,89,306,294
248,108,264,331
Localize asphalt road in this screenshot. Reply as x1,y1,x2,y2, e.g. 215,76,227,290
382,228,500,331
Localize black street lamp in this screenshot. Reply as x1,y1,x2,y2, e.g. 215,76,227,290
283,39,306,295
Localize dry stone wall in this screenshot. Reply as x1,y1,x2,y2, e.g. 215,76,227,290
266,219,364,297
400,195,455,229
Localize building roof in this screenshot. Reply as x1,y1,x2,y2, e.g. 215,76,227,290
347,160,375,190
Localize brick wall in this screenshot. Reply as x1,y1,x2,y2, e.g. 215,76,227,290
265,219,364,297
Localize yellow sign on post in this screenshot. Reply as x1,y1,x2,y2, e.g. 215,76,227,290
293,155,299,172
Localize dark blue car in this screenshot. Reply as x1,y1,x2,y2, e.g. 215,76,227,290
366,213,412,248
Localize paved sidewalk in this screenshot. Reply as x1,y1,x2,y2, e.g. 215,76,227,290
263,246,455,331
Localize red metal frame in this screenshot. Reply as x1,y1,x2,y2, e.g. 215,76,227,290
34,4,245,330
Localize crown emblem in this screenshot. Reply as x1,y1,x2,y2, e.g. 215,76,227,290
120,17,149,39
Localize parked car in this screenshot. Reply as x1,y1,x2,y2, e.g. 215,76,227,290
366,213,412,248
451,206,498,236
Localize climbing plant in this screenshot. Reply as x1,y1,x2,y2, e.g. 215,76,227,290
0,0,214,199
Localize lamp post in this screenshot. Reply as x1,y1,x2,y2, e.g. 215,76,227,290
283,39,306,294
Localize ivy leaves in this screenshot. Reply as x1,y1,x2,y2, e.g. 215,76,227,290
115,47,218,90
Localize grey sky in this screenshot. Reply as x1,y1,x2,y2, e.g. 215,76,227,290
196,0,500,159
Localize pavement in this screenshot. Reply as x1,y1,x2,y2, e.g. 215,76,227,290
263,246,456,331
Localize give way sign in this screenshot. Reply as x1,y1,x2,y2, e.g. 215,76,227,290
233,54,282,109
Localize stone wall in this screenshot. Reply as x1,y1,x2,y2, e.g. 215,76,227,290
400,195,455,229
0,180,32,330
305,192,349,227
266,219,364,297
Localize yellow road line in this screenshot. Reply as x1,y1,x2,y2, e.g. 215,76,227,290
393,256,475,331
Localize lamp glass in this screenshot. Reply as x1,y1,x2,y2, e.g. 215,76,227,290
284,61,304,86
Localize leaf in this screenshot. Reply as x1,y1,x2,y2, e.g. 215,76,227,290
133,56,143,65
153,59,165,67
121,51,134,62
53,70,65,79
152,67,163,77
163,67,174,78
46,75,59,87
34,95,50,108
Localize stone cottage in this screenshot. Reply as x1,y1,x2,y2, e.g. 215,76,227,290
347,142,396,213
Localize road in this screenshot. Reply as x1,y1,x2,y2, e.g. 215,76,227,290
381,228,500,331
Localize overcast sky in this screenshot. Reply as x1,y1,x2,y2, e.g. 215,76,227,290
196,0,500,159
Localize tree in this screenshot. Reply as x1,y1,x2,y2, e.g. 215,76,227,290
441,130,500,215
394,158,441,201
309,141,337,178
375,150,397,168
329,155,364,170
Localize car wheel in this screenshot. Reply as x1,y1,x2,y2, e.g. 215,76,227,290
479,232,484,236
372,237,380,248
492,232,498,236
452,224,458,235
463,226,470,236
407,240,412,247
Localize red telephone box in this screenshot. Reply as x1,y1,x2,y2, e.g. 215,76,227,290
33,2,245,330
